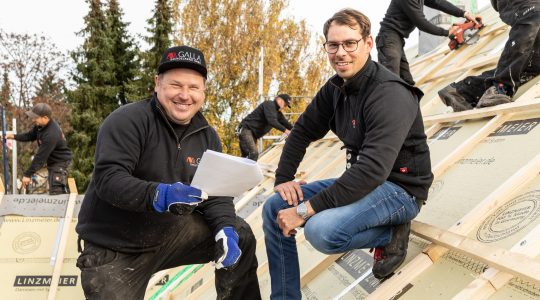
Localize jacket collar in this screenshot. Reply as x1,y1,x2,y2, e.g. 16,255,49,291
330,56,375,95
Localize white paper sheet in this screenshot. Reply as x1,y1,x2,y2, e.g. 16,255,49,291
190,150,263,197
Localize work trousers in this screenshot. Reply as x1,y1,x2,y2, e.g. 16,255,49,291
48,160,70,195
456,6,540,105
376,29,416,86
76,214,261,300
238,127,259,161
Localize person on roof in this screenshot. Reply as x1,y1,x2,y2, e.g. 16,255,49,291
262,9,433,299
75,45,261,300
237,94,293,161
439,0,540,111
377,0,481,85
3,103,72,194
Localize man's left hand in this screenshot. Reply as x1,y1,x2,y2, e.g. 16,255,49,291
277,207,305,237
214,226,242,269
22,176,31,188
464,11,482,24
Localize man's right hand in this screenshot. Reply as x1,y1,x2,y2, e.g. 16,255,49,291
448,25,460,37
1,133,14,139
22,176,31,188
153,182,208,215
274,180,307,206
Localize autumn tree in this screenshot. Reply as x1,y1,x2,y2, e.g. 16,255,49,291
138,0,173,97
171,0,331,155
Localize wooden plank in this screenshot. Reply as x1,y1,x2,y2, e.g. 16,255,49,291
47,178,78,300
410,221,540,284
425,123,444,139
423,100,540,126
452,224,540,300
367,152,540,299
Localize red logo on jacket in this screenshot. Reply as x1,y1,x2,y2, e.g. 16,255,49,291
186,156,200,167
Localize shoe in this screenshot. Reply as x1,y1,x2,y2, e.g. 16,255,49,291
372,221,411,279
438,84,474,112
476,84,512,108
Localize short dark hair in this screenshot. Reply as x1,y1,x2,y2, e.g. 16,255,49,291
323,9,371,40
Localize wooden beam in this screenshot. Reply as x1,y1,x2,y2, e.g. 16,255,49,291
452,224,540,300
423,100,540,126
367,152,540,299
410,221,540,284
47,178,78,300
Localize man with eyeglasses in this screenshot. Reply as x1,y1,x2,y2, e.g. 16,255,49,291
377,0,481,85
262,9,433,299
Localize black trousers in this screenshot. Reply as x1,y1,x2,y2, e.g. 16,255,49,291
76,215,261,300
376,29,416,86
456,7,540,104
48,160,70,195
238,127,259,161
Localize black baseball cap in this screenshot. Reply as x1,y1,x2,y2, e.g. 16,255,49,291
276,94,291,107
157,46,207,78
26,103,52,119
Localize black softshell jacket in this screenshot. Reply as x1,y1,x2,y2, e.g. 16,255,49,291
14,120,72,177
380,0,465,38
275,59,434,213
240,100,293,138
76,97,235,252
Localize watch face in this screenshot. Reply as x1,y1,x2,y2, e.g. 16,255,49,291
297,203,308,218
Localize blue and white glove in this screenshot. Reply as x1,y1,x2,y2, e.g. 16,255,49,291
153,182,208,215
214,226,242,269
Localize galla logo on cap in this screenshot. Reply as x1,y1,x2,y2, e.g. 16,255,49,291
157,45,207,78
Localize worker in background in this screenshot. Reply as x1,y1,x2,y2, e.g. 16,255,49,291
238,94,293,160
3,103,72,194
439,0,540,111
377,0,481,85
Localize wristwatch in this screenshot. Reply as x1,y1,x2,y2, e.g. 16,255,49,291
296,202,309,220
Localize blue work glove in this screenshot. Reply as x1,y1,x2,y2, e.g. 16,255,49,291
153,182,208,215
214,226,242,269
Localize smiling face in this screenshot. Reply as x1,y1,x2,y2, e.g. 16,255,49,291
326,22,373,80
154,68,206,125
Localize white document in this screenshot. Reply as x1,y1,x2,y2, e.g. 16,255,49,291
191,150,263,197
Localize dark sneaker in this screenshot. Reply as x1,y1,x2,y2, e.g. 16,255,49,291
477,84,512,108
372,221,411,279
438,84,473,112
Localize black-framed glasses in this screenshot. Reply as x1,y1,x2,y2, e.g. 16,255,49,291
323,39,363,54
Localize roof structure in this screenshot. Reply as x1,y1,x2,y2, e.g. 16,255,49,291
1,5,539,300
154,5,540,300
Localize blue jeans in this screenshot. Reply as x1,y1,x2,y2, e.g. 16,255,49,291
262,179,420,300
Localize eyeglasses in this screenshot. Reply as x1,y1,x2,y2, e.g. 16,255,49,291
323,39,363,54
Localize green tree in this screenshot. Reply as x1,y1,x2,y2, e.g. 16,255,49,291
171,0,331,155
138,0,173,97
67,0,118,191
106,0,140,104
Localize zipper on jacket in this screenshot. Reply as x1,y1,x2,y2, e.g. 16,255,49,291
155,104,210,164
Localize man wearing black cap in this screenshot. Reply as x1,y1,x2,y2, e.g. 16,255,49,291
75,45,260,299
238,94,293,160
3,103,72,194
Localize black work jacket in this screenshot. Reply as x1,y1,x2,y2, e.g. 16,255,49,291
380,0,465,38
76,96,235,252
14,120,72,177
275,59,434,213
240,100,293,139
